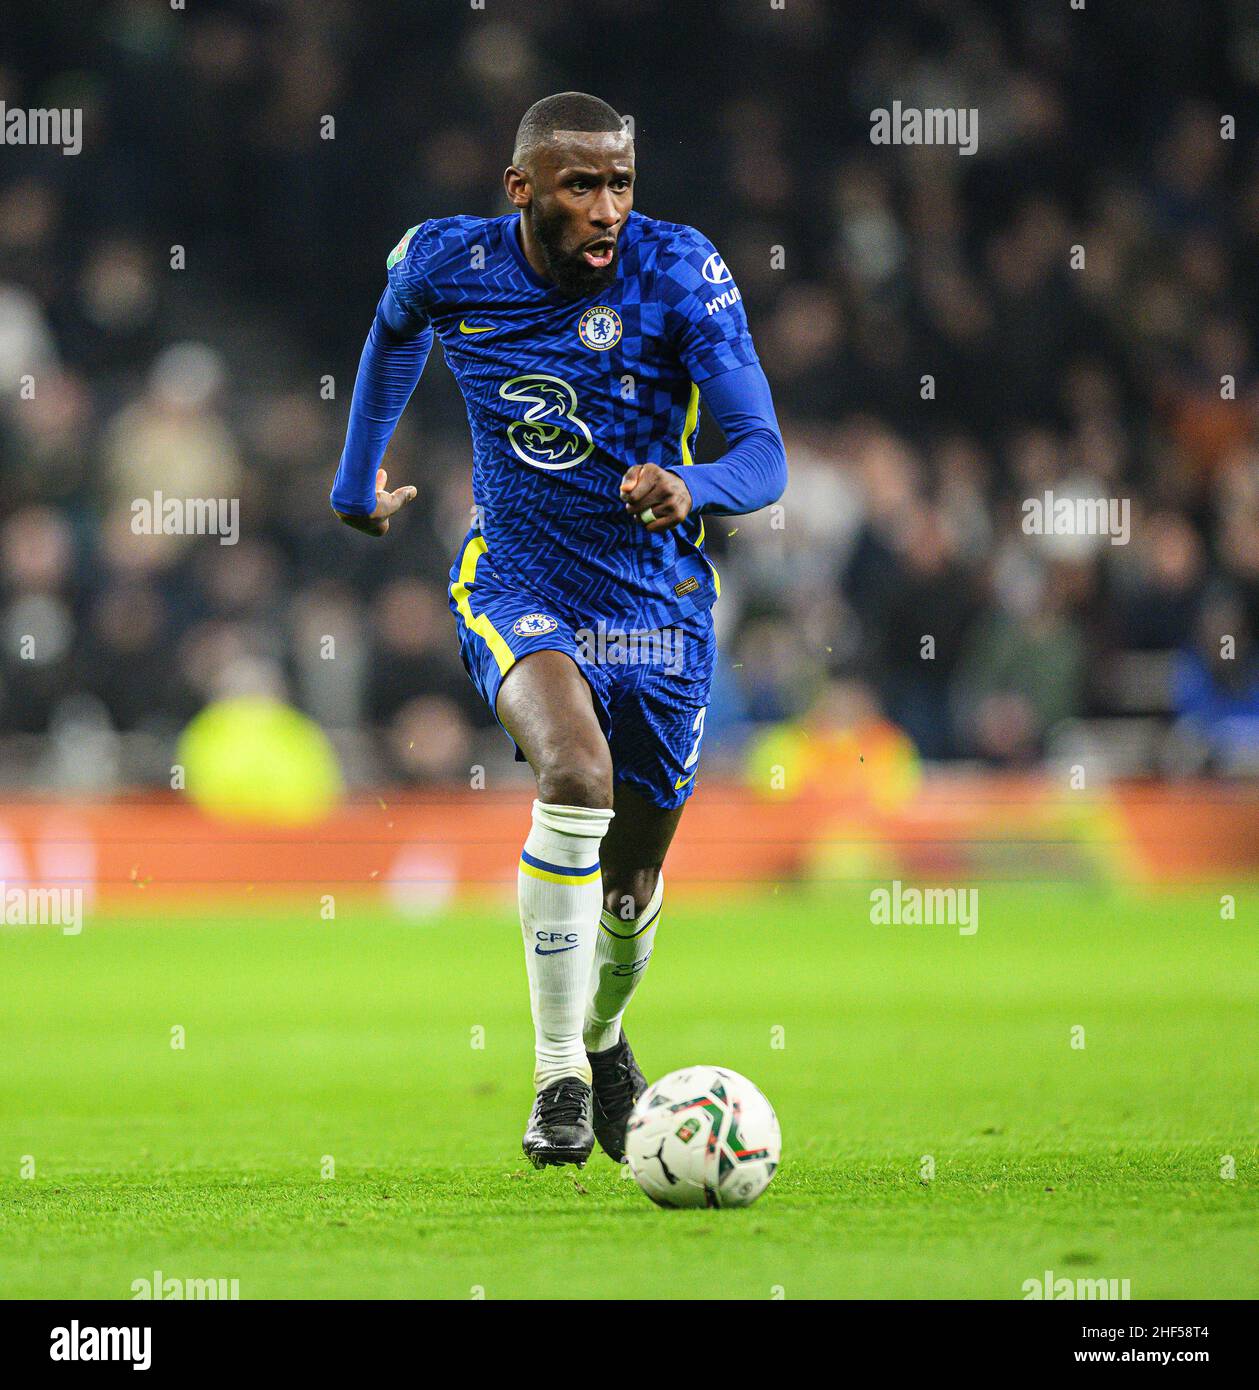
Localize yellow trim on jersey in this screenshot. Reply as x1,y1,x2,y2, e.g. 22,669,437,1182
676,381,721,596
519,859,601,887
450,536,515,674
679,381,700,467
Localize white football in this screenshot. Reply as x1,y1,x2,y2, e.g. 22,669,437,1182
624,1065,781,1208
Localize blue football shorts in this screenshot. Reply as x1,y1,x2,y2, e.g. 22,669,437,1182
447,531,716,810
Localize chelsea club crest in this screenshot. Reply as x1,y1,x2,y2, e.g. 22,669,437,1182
513,613,559,637
577,306,622,351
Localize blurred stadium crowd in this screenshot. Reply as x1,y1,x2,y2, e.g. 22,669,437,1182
2,0,1259,789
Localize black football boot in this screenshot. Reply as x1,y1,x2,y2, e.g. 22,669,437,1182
522,1076,595,1169
587,1031,647,1162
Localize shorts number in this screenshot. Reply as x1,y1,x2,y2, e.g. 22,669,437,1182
683,707,707,771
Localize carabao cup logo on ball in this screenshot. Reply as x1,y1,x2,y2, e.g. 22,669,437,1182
577,305,622,351
513,613,559,637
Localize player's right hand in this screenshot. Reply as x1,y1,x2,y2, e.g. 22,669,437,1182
333,468,418,537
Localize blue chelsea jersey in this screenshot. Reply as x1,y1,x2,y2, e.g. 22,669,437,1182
385,209,759,631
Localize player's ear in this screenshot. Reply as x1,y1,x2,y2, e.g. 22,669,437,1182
504,166,531,208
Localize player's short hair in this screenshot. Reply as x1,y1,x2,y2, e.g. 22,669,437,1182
513,92,627,167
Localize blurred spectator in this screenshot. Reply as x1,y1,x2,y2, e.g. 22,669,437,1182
953,562,1087,763
1173,592,1259,772
103,343,242,508
744,677,921,811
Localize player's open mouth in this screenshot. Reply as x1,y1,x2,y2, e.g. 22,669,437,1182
581,239,615,269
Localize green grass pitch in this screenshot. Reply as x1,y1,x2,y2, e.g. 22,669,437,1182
1,884,1255,1300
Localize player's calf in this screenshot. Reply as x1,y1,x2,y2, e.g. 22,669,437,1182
498,655,620,1164
584,873,661,1161
586,872,663,1055
518,800,613,1089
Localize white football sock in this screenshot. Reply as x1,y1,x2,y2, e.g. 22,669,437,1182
518,799,614,1090
583,873,663,1054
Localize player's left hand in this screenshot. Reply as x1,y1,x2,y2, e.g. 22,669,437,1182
332,467,417,538
620,463,692,533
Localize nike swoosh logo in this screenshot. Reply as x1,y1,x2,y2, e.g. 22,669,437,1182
535,945,578,955
459,320,494,334
674,770,697,790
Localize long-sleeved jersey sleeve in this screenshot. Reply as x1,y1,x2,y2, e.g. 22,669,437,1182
329,224,435,516
659,229,786,514
679,361,786,515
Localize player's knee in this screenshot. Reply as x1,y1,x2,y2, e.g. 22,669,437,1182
536,746,613,810
602,867,659,921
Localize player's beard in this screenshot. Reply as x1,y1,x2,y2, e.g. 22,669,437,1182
531,205,618,299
